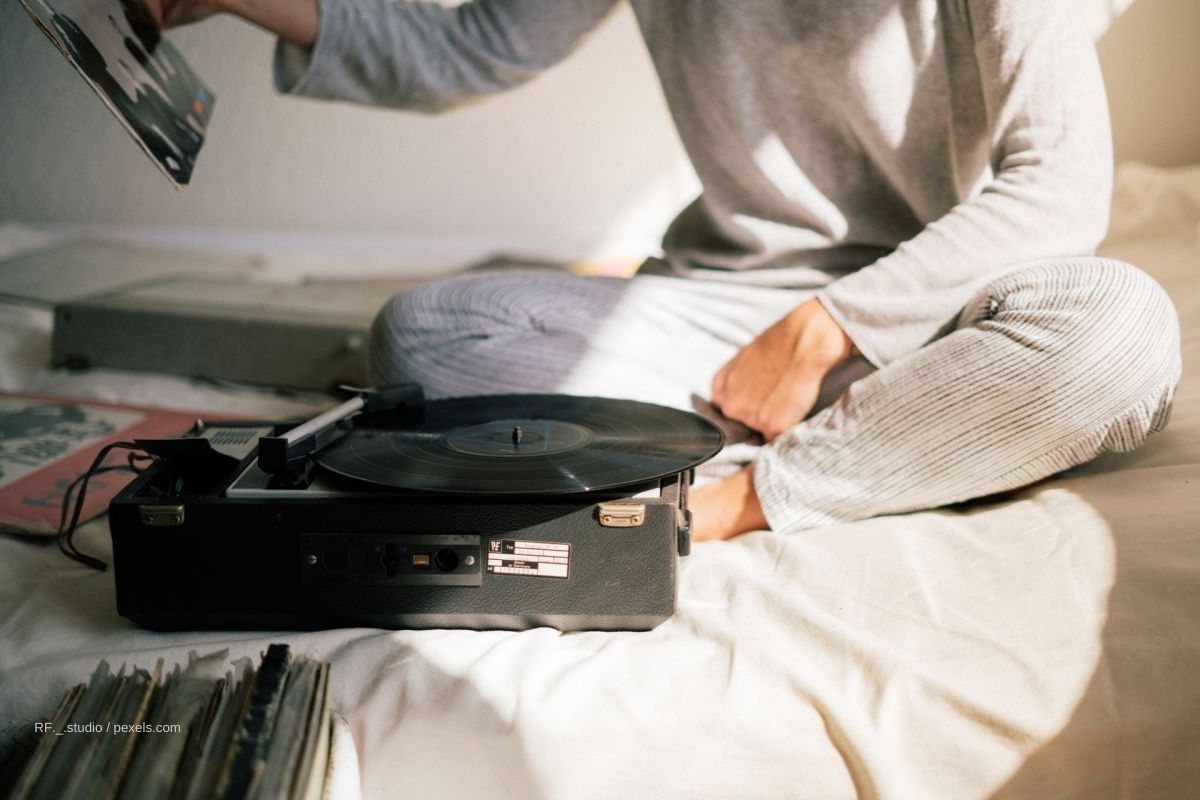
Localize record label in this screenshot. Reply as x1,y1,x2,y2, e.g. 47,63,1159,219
445,419,591,457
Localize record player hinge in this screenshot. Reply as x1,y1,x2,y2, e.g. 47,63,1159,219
597,503,645,528
140,504,185,527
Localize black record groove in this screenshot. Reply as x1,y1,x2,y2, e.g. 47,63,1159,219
313,394,725,495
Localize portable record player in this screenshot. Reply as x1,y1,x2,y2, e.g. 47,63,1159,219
108,385,724,632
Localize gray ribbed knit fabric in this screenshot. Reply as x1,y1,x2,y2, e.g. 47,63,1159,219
276,0,1114,365
273,0,1182,530
370,260,1180,531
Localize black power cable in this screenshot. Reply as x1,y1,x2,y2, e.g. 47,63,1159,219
56,441,177,572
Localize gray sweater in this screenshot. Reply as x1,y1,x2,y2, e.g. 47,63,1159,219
275,0,1112,366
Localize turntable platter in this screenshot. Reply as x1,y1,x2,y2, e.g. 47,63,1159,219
312,394,724,495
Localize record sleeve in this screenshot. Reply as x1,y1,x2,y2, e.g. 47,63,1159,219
20,0,215,187
0,393,221,535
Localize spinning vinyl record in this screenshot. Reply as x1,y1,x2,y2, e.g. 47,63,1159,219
313,395,725,495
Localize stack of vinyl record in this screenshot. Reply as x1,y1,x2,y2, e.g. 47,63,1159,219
8,645,350,799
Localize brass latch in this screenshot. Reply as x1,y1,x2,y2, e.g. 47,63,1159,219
139,504,185,527
597,502,645,528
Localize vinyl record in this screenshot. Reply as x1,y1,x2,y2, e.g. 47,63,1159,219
312,394,725,495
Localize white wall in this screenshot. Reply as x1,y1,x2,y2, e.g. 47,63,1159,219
0,3,699,259
0,0,1197,259
1094,0,1200,169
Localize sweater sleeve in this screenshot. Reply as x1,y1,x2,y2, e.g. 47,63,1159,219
273,0,619,112
816,0,1113,367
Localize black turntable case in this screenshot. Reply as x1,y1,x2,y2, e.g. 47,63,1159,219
109,472,688,632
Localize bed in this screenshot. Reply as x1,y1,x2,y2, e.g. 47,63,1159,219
1,162,1197,799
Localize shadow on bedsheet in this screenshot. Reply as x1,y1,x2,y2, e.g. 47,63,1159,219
6,533,544,800
322,637,543,800
989,468,1200,798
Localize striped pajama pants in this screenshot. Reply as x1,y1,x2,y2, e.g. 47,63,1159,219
369,259,1181,532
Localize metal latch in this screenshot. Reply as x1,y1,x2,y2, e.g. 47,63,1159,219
597,502,645,528
677,508,692,557
140,504,185,527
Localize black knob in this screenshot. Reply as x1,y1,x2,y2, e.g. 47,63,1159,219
322,547,350,572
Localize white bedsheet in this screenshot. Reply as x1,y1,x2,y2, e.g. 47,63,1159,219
1,163,1198,799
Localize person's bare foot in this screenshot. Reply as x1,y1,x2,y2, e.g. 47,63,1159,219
689,466,769,541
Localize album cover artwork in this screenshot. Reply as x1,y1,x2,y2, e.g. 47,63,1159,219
20,0,215,187
0,393,205,535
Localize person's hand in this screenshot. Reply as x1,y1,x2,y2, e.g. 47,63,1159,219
711,298,854,442
141,0,225,29
143,0,319,47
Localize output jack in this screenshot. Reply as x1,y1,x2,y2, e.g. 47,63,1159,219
434,548,459,572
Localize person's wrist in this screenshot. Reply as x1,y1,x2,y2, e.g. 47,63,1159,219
789,299,854,368
225,0,319,48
